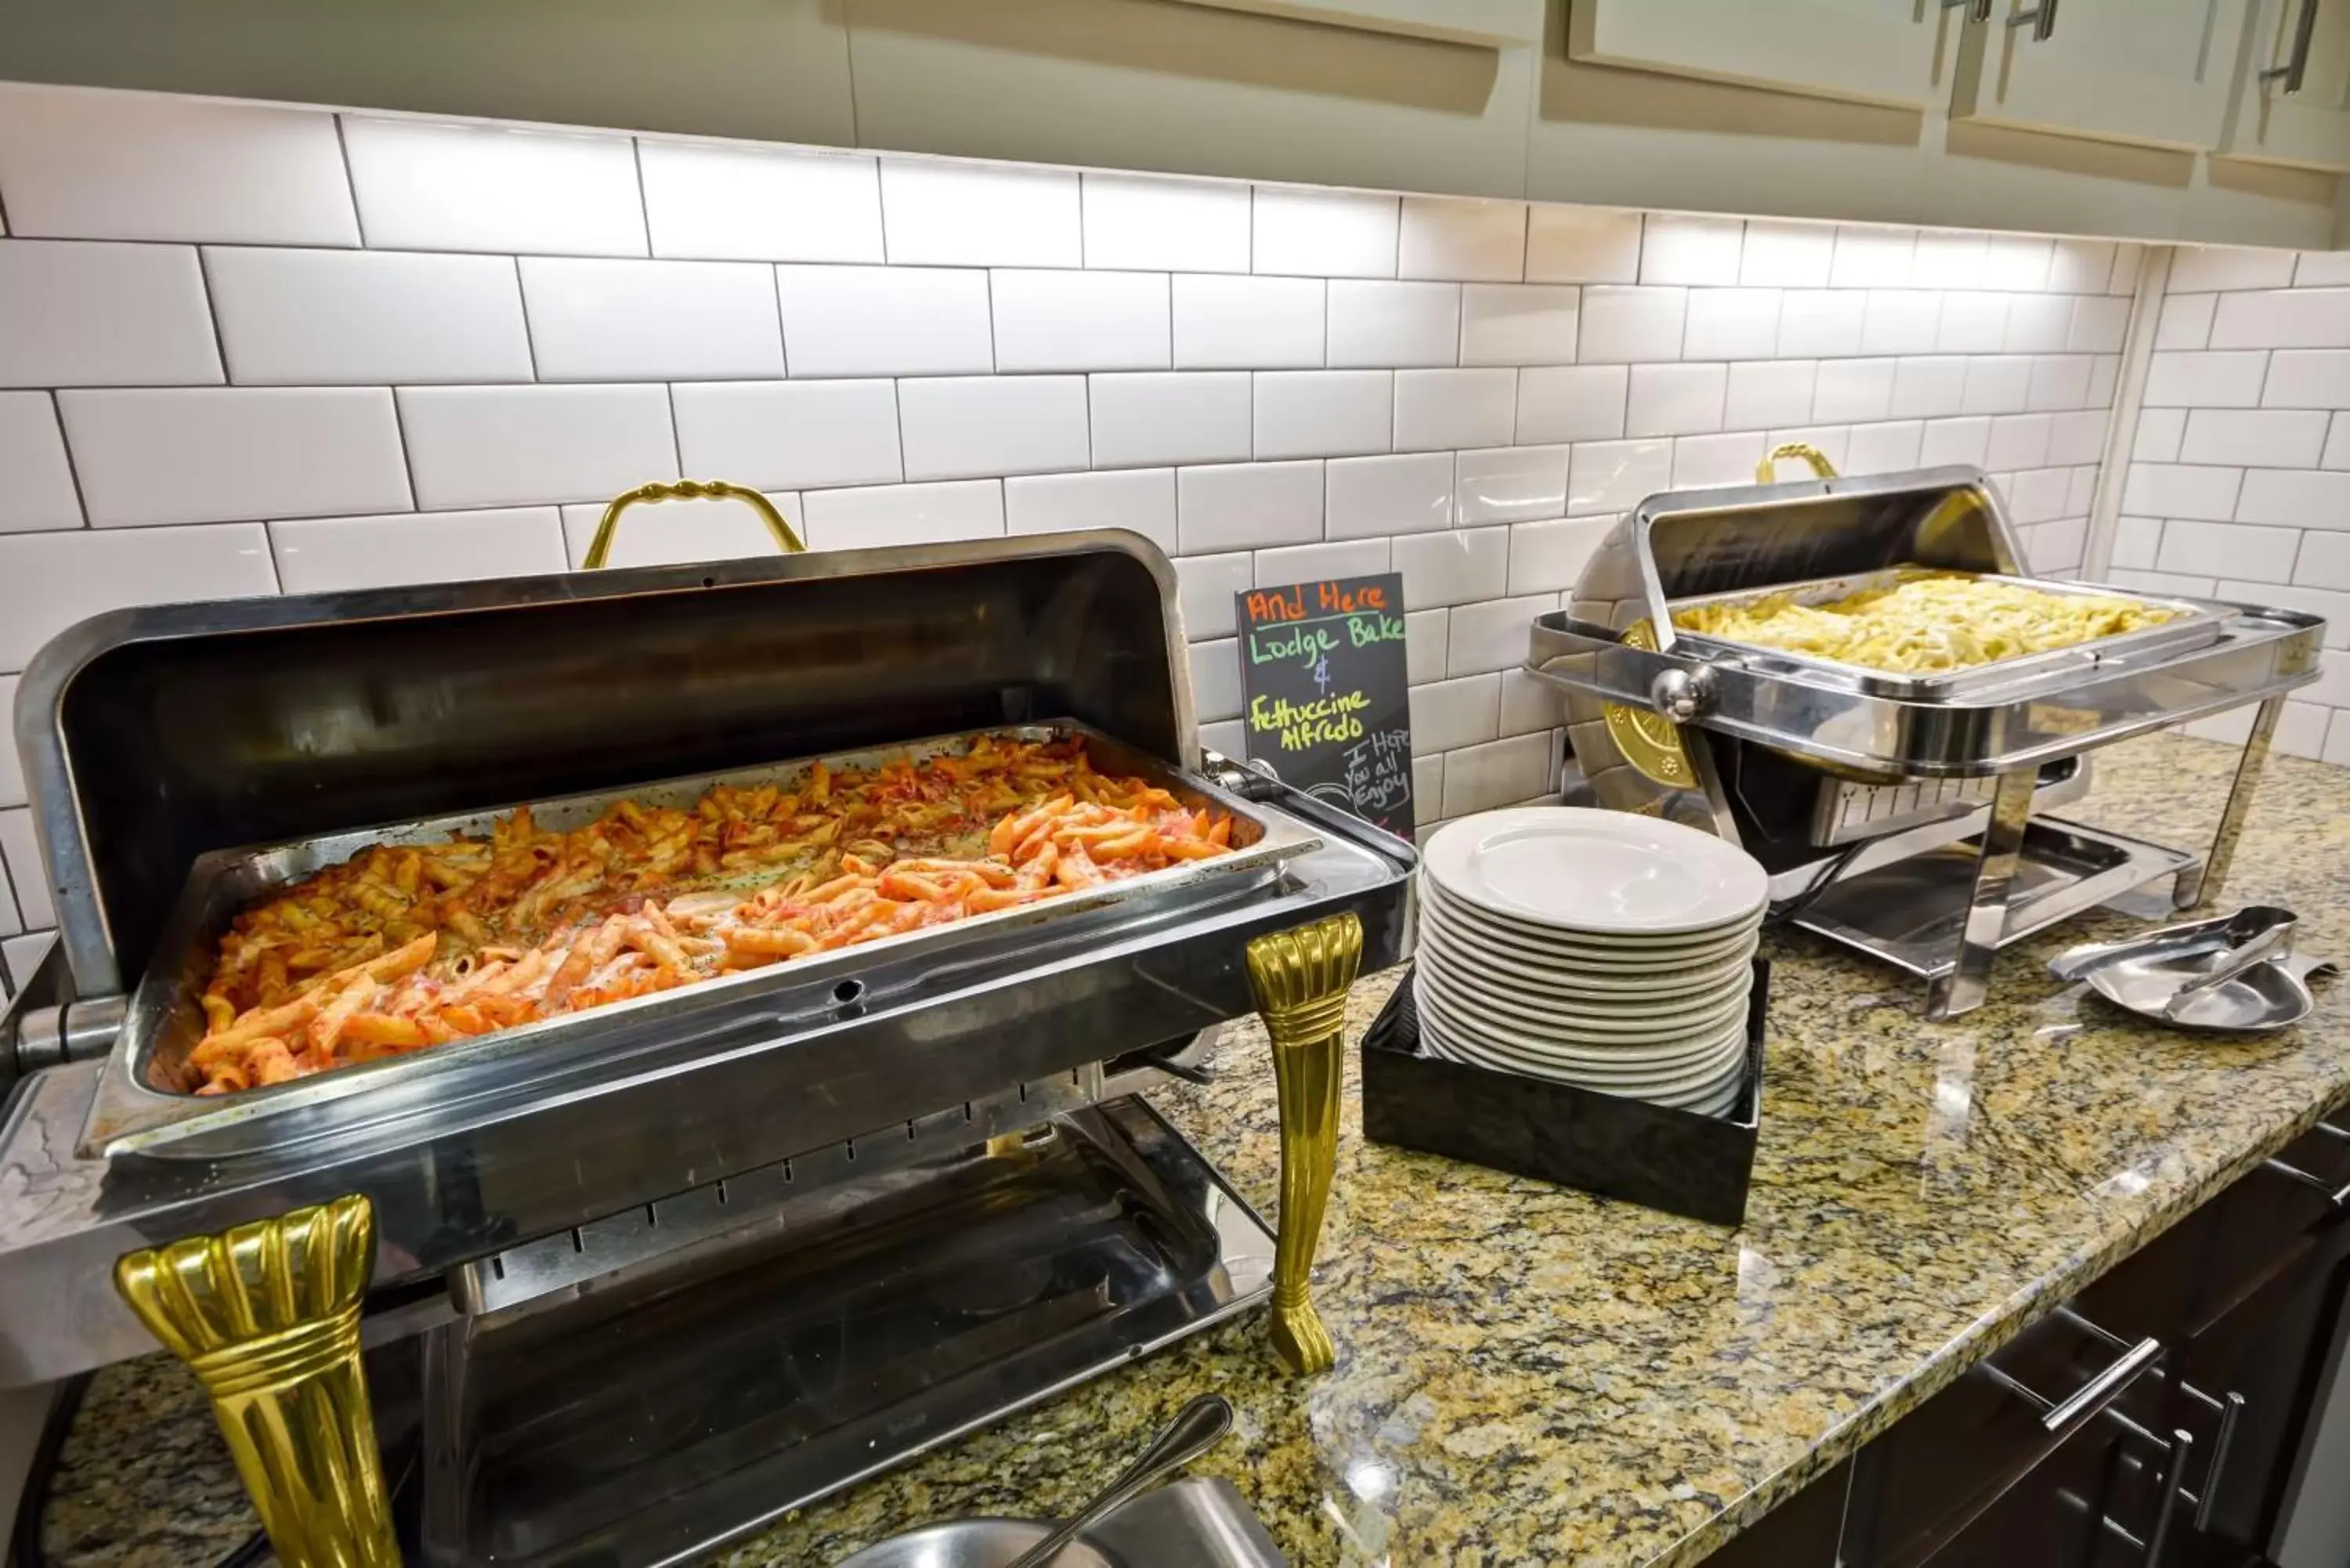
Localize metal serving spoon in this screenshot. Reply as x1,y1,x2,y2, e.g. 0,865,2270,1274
1000,1393,1235,1568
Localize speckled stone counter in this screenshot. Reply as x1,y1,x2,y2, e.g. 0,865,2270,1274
33,735,2350,1568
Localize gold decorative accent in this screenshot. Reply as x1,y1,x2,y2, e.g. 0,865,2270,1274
114,1195,397,1568
583,479,808,569
1602,619,1695,789
1246,912,1362,1375
1755,442,1840,483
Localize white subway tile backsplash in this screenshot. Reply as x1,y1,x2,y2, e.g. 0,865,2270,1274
1256,537,1390,587
1919,416,1991,467
399,384,675,508
1934,291,2010,355
1456,446,1567,526
2261,350,2350,410
1253,188,1397,278
1408,673,1502,754
1082,173,1251,273
2002,294,2073,354
1446,593,1556,677
2004,466,2071,524
1392,528,1508,609
2048,409,2109,467
2120,463,2243,522
1984,413,2054,471
2144,351,2269,408
1578,287,1687,364
1981,235,2052,291
2108,244,2146,293
2111,515,2163,569
2025,355,2092,413
2048,240,2116,294
1889,357,1968,420
1190,639,1245,723
0,242,221,388
2178,408,2330,469
2157,519,2300,582
1507,515,1612,596
343,117,645,255
521,258,783,381
2134,407,2187,462
774,265,993,378
1177,461,1323,554
1441,732,1553,817
879,160,1079,267
1845,420,1924,475
2155,293,2216,351
1860,291,1940,357
1524,208,1641,284
1626,363,1726,438
898,375,1089,480
2067,296,2130,355
1412,753,1444,811
1399,197,1524,282
638,140,883,262
1496,667,1561,736
0,394,80,533
2301,533,2350,591
1737,221,1833,288
1830,226,1914,289
2236,467,2350,529
2023,516,2088,573
1459,284,1580,367
1961,356,2033,415
0,85,356,244
556,493,800,568
1682,290,1781,360
1090,373,1252,468
1173,275,1325,370
2109,567,2221,597
1640,216,1742,285
1514,366,1627,446
63,388,409,527
800,478,1005,550
2211,289,2350,350
1326,452,1453,540
1567,438,1672,515
2326,414,2350,469
1910,232,1987,289
1777,290,1866,358
1003,468,1177,555
2300,253,2350,287
1394,368,1515,452
1726,360,1818,428
672,379,902,490
272,507,567,592
2168,245,2298,294
1673,432,1761,488
1404,608,1449,682
1253,370,1390,459
1813,359,1896,423
1201,719,1248,760
1176,551,1254,639
0,524,276,670
990,270,1171,373
207,249,531,386
1329,281,1459,369
0,675,19,807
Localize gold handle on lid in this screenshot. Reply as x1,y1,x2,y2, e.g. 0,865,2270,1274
583,479,807,569
1755,443,1840,484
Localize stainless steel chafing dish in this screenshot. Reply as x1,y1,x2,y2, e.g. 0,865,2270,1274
1526,457,2326,1020
0,516,1413,1568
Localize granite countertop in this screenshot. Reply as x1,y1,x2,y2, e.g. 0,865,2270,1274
33,734,2350,1568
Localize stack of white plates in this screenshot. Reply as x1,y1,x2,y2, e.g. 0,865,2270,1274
1414,807,1770,1118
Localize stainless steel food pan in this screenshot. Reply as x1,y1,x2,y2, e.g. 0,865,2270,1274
89,719,1321,1152
1665,568,2227,702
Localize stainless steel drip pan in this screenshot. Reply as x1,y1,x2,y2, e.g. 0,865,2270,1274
1666,568,2225,702
87,720,1321,1155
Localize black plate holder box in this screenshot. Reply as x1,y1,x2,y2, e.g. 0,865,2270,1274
1359,961,1767,1227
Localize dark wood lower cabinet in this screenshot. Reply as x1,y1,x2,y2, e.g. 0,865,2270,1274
1714,1104,2350,1568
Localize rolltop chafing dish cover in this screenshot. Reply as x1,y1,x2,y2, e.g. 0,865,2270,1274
0,529,1413,1385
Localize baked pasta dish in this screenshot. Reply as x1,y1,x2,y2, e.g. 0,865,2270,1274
1672,573,2179,675
186,736,1235,1095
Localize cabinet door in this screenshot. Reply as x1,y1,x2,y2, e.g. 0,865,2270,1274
1950,0,2253,150
1568,0,1952,109
2218,0,2350,170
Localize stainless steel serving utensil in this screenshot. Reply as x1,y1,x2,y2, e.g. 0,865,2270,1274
1000,1394,1235,1568
2049,907,2337,1033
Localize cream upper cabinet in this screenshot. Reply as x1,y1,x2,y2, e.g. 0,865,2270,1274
2217,0,2350,170
1567,0,1955,109
1949,0,2253,150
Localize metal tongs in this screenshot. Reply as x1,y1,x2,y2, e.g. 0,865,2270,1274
2050,906,2337,1032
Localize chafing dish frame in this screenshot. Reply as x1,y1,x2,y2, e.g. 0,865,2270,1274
94,717,1322,1157
1527,465,2325,1018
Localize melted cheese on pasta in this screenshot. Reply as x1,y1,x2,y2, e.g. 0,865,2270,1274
1672,573,2178,675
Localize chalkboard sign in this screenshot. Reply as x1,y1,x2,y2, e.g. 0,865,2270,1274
1233,572,1414,834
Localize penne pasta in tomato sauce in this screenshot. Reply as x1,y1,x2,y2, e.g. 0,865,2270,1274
186,738,1235,1095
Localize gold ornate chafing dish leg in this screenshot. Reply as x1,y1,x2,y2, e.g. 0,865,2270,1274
113,1194,397,1568
1246,912,1362,1375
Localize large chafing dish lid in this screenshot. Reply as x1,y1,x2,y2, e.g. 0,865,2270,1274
15,530,1194,999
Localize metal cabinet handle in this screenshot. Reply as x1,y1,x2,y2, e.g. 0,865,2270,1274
1943,0,1995,17
2143,1427,2196,1568
2184,1388,2245,1530
1981,1331,2164,1433
2263,0,2324,92
2008,0,2059,40
2262,1155,2350,1208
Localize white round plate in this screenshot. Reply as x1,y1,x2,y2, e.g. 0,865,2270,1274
1419,901,1759,996
1422,809,1769,938
1426,1025,1747,1100
1419,966,1751,1042
1419,876,1762,966
1414,981,1749,1082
